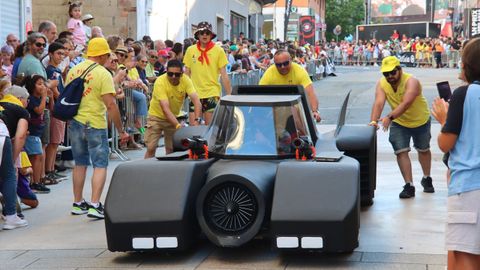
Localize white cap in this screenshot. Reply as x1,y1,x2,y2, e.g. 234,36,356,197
4,85,29,99
82,14,94,21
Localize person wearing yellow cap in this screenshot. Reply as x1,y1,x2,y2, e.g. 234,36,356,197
369,56,432,199
64,37,129,219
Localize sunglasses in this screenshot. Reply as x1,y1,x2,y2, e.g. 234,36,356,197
275,60,290,68
150,55,158,59
383,68,398,77
35,42,46,48
167,72,182,78
140,60,148,63
111,59,119,63
198,30,212,36
116,52,127,58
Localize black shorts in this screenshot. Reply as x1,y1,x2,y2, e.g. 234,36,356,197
189,96,219,113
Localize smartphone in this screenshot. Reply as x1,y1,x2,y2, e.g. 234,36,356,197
436,81,452,101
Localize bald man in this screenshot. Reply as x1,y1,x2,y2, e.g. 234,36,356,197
259,49,321,122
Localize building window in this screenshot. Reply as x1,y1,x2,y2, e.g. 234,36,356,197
230,12,246,40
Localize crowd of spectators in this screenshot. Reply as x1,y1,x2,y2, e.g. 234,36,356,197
322,34,465,68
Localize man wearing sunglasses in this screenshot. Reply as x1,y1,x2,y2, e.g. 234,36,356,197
184,21,231,125
17,32,48,79
369,56,433,199
259,49,321,122
144,60,201,158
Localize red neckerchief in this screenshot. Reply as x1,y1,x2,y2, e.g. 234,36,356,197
197,41,215,65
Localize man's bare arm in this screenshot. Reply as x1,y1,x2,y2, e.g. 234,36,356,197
219,66,231,95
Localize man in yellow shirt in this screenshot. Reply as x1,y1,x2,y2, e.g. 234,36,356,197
369,56,432,199
144,60,202,158
259,49,321,122
65,38,129,219
183,21,231,125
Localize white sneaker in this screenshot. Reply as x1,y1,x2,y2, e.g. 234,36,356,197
3,215,28,230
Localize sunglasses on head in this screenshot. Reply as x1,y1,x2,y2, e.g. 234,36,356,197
35,42,46,48
275,60,290,68
167,72,182,78
383,68,399,77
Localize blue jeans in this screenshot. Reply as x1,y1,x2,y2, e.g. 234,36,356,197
68,120,109,168
0,137,18,216
389,119,431,154
131,90,147,117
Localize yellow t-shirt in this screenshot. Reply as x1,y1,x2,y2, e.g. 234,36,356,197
183,44,228,99
148,74,196,120
259,62,312,88
20,151,32,168
65,59,115,129
380,72,430,128
128,67,140,81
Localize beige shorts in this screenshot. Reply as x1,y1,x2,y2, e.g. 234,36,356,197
446,189,480,255
144,115,176,151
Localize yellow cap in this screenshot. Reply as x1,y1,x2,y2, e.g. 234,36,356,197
380,56,400,73
86,38,111,57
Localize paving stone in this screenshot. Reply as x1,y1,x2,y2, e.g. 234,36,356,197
139,245,213,269
0,256,39,270
0,250,26,260
287,262,427,270
197,242,285,269
27,257,141,268
361,252,446,265
16,248,105,260
425,264,444,270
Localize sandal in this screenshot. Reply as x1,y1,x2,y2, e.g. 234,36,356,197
42,177,59,185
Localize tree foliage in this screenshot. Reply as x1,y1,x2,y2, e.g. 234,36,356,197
325,0,365,41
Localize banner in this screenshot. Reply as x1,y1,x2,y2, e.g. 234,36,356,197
299,16,315,46
468,8,480,38
398,52,416,67
284,0,293,39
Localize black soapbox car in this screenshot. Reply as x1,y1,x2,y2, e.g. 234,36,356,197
105,85,377,253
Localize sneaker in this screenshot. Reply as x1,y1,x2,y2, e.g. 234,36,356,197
71,200,89,215
399,183,415,199
421,176,435,193
3,215,28,230
48,171,67,181
87,203,104,219
54,171,68,179
30,183,51,194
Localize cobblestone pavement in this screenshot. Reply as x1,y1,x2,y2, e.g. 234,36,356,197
0,66,458,269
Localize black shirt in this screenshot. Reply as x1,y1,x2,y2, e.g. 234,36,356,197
0,102,30,137
442,85,468,135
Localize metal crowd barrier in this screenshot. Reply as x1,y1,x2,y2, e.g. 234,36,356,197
326,48,460,68
108,87,147,161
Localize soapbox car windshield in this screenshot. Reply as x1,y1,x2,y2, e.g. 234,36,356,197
205,95,311,157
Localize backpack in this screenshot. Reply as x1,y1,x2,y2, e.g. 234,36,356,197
53,63,97,121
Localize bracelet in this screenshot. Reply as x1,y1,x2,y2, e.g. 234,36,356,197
175,123,181,129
